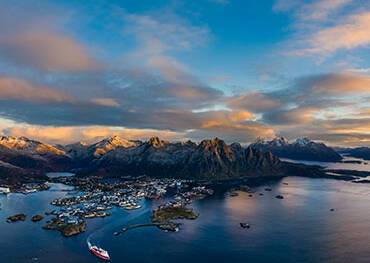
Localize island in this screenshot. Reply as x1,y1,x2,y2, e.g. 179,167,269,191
152,204,198,231
43,218,86,237
6,214,26,223
31,214,44,222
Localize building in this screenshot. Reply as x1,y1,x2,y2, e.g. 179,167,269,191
0,187,11,194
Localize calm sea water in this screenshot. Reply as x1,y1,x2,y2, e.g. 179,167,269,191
1,177,370,263
281,155,370,172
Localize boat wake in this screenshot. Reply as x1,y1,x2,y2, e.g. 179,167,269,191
86,205,151,260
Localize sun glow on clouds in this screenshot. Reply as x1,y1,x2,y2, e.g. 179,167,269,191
1,125,185,145
0,30,98,72
0,1,369,146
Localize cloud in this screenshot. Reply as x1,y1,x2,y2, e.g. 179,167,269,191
227,92,281,113
299,0,352,21
263,107,320,125
276,117,370,146
2,125,184,145
0,30,98,71
224,71,370,145
306,73,370,95
124,12,209,54
274,0,352,21
0,76,73,103
91,98,120,107
293,11,370,56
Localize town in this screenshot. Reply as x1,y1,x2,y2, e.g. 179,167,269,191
4,175,215,237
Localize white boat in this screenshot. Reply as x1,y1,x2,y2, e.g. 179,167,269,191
88,241,110,261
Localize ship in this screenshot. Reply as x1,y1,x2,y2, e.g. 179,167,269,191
87,241,110,261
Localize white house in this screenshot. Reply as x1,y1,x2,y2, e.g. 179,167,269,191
0,187,11,194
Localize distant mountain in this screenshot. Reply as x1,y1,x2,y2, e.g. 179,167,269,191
344,147,370,160
0,136,72,172
0,135,328,184
250,137,342,162
0,136,71,184
81,137,283,179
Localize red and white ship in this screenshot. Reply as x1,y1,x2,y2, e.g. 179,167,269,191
88,241,110,261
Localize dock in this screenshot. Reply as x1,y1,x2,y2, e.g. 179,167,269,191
114,223,163,236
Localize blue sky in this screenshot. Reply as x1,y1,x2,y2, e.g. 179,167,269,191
0,0,370,146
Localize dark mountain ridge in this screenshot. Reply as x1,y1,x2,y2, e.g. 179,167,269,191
0,135,326,184
342,147,370,160
250,137,342,162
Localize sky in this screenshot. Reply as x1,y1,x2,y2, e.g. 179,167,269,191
0,0,370,146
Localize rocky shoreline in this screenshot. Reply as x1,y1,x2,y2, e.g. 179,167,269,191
152,205,199,231
43,218,86,237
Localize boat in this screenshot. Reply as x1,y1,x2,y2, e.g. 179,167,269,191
240,223,250,229
88,241,110,261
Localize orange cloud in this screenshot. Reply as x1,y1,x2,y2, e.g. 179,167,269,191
311,73,370,95
298,12,370,55
200,110,255,129
91,98,120,107
0,77,73,103
0,30,97,71
2,125,184,145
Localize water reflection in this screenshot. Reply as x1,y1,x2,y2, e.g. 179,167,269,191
2,178,370,262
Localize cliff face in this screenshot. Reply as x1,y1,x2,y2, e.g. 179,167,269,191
84,137,282,179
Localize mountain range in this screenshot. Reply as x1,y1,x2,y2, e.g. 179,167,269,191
339,147,370,161
250,137,342,162
0,135,335,185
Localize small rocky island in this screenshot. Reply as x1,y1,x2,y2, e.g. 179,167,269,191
7,214,26,223
43,218,86,237
31,214,44,222
152,204,198,231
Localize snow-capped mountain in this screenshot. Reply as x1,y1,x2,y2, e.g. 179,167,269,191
0,136,65,156
86,137,282,178
0,136,72,178
0,135,327,185
250,137,342,162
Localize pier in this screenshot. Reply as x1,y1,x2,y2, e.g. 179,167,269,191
114,223,163,236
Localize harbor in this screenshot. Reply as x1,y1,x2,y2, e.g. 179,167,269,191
2,176,370,262
4,175,214,238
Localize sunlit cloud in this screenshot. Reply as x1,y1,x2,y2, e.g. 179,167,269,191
0,76,73,103
0,30,98,71
292,11,370,56
1,125,185,145
91,98,120,107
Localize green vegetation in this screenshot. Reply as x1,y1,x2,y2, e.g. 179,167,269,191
152,206,198,224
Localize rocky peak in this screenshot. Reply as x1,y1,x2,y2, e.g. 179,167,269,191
293,137,312,146
199,137,227,149
148,137,167,148
0,136,64,155
271,136,289,146
92,135,138,157
198,138,234,161
254,137,267,144
181,140,197,147
97,135,137,148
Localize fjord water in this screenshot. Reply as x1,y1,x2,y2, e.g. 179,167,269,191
2,177,370,263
